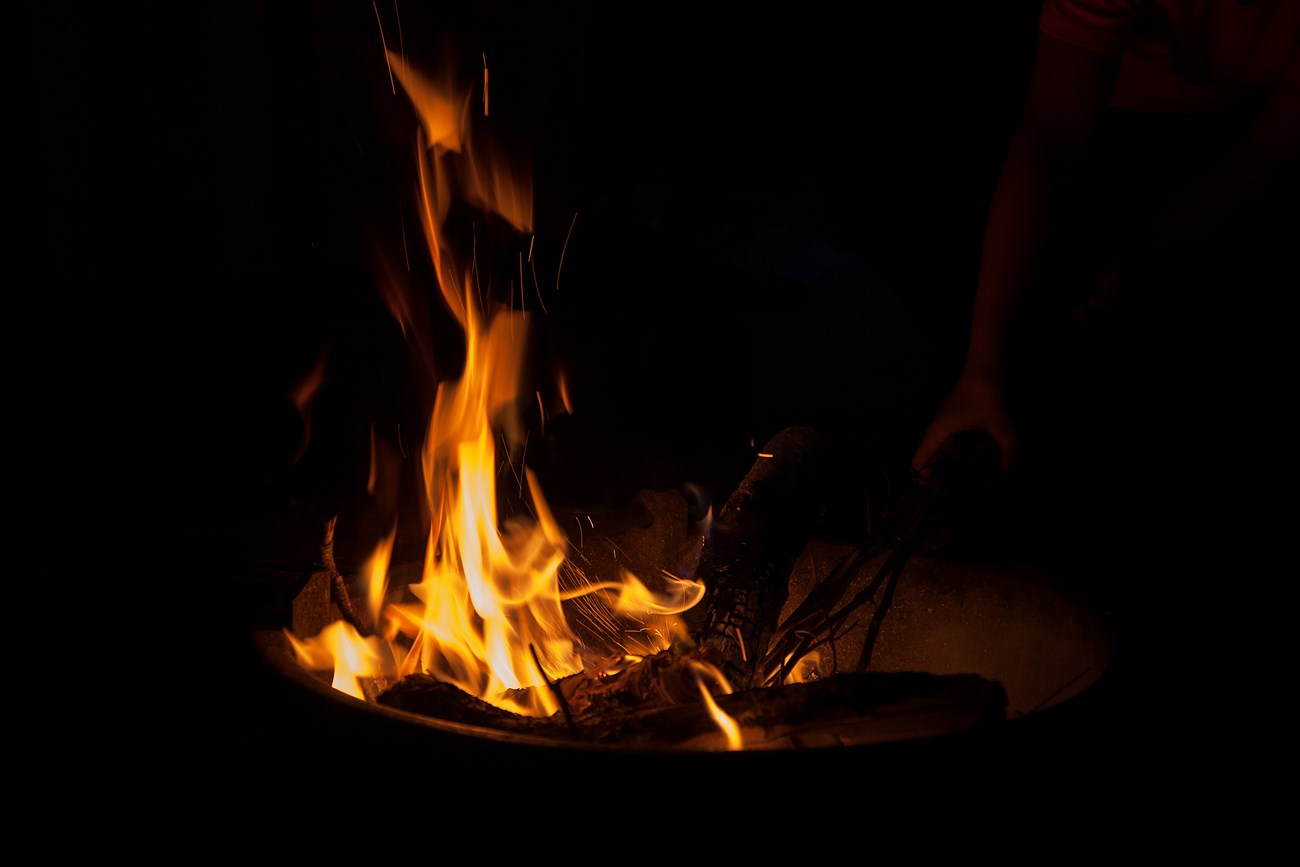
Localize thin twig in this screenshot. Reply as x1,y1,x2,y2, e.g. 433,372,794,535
1022,666,1093,717
530,644,577,738
319,516,372,636
854,556,907,673
759,452,955,681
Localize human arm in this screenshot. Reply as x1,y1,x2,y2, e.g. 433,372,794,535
911,31,1122,477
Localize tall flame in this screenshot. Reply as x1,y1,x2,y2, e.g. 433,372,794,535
385,52,574,717
287,49,703,721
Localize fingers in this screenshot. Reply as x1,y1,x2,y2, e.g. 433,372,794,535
987,420,1019,472
1072,266,1124,329
910,426,950,479
913,420,1018,480
914,372,1017,479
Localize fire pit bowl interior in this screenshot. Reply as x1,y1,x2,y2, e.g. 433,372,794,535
252,517,1116,755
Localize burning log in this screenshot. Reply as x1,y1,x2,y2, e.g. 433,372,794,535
263,39,1033,753
691,426,830,690
375,659,1007,750
278,424,1019,751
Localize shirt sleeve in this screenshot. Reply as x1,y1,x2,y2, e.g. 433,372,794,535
1038,0,1145,56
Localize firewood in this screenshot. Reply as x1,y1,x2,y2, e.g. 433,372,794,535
590,670,1008,750
557,645,717,717
288,425,1017,751
291,517,374,639
374,663,1007,750
691,426,830,689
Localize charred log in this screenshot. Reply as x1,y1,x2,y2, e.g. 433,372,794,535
375,662,1007,750
691,426,830,690
285,427,1020,752
291,517,374,639
376,676,541,730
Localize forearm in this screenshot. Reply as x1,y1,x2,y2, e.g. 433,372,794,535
964,130,1059,378
967,122,1086,379
961,33,1118,379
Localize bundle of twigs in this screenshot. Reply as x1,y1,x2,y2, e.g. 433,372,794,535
757,428,1003,686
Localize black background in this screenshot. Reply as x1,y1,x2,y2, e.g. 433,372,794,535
19,2,1294,859
19,1,1041,540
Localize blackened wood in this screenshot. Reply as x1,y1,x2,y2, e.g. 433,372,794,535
557,645,725,718
290,518,374,639
377,675,550,731
292,569,346,640
317,516,372,636
692,426,830,690
604,670,1007,750
374,667,1007,750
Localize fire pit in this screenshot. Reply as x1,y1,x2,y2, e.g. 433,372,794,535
232,33,1115,760
39,6,1288,862
252,425,1114,755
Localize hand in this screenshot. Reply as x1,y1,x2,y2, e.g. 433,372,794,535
911,367,1018,480
1071,263,1121,327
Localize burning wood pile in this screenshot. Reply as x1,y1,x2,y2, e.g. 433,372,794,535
274,35,1012,751
282,426,1009,751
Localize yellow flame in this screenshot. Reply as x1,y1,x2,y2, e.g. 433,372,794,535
698,684,742,751
286,622,394,701
288,52,706,725
689,660,742,750
783,651,822,685
611,569,705,617
365,524,396,627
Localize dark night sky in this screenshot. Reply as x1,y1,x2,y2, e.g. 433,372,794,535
22,0,1293,636
22,3,1295,858
21,2,1042,544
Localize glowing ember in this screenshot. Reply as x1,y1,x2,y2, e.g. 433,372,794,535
286,46,716,724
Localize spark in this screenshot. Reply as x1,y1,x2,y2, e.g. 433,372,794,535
527,237,548,315
536,389,546,436
604,537,633,565
497,431,525,497
392,0,405,70
556,212,578,294
558,372,573,415
373,2,396,94
518,432,530,499
757,452,773,459
734,625,748,661
482,52,489,117
471,223,485,313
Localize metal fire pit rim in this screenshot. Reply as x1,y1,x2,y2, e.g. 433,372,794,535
252,624,1117,758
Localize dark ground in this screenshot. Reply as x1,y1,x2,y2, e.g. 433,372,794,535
19,1,1295,860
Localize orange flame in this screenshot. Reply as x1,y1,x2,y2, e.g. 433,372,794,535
287,50,705,722
696,678,742,750
286,621,395,701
